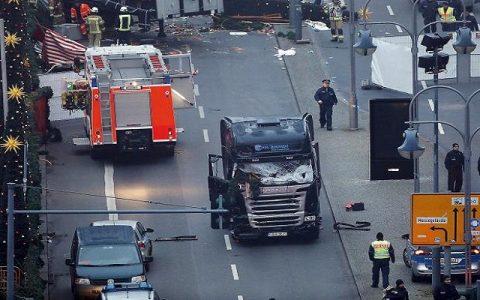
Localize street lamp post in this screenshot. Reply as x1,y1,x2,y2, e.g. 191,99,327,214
348,0,357,130
399,85,480,287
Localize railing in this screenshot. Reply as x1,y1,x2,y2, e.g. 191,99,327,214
0,266,22,291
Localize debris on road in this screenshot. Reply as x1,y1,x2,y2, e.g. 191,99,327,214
305,20,330,31
154,235,198,242
229,31,248,36
274,47,296,60
334,221,371,231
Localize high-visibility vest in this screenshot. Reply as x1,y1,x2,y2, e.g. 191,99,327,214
70,8,78,23
86,16,102,34
438,7,455,22
118,14,132,32
371,240,391,259
80,4,91,20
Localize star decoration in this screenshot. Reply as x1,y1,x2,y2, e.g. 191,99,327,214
5,32,21,48
7,85,25,102
357,7,373,21
4,0,20,4
1,136,23,154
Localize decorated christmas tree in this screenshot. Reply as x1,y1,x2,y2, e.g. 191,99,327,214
0,0,36,264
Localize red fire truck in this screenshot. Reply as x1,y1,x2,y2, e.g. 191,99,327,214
71,45,196,158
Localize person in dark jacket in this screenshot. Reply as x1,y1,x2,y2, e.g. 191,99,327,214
464,6,479,32
444,143,464,192
314,79,338,131
433,276,460,300
383,279,409,300
419,0,438,33
448,0,463,20
369,232,395,289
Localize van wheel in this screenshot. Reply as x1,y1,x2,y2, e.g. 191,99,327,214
403,248,411,268
304,227,320,241
411,271,421,283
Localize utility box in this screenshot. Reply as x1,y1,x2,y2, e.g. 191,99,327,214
156,0,224,19
369,98,413,180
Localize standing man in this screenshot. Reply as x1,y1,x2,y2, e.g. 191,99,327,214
85,7,105,47
464,6,479,32
445,143,464,192
433,276,460,300
325,0,346,42
369,232,395,289
314,79,338,131
419,0,438,33
116,6,132,45
438,2,456,32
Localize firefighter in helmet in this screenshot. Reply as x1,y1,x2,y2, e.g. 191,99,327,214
85,7,105,47
325,0,346,42
116,6,132,45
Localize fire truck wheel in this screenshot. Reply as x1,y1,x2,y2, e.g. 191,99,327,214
90,147,104,159
164,146,175,157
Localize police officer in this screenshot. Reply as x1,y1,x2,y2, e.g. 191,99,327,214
116,6,132,45
369,232,395,289
85,7,105,47
419,0,438,33
314,79,337,131
433,276,460,300
445,143,464,192
438,1,456,32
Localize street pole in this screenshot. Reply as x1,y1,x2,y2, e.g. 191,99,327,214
1,19,8,126
7,183,15,300
348,0,358,130
294,0,302,41
432,247,441,292
412,3,420,193
464,100,473,287
23,141,28,201
289,0,296,29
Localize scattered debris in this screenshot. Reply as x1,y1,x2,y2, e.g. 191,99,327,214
229,31,248,36
230,47,245,53
274,47,296,60
334,221,371,231
304,20,330,31
154,235,198,241
213,15,273,32
230,13,288,23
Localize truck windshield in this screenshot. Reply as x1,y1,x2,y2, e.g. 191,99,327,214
236,160,314,185
78,244,141,266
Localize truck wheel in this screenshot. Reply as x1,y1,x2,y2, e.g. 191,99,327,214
411,271,421,283
164,146,175,157
304,227,320,241
90,147,104,159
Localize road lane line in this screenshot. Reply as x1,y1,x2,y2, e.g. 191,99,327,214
224,234,232,251
428,99,434,111
421,80,427,89
194,84,200,96
396,25,403,33
231,264,239,280
104,163,118,221
238,296,244,300
203,129,210,143
198,105,205,119
438,123,445,134
387,5,394,15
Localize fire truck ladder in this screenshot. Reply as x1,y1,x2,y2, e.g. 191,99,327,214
98,78,113,144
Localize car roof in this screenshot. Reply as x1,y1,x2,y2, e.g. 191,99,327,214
92,220,139,228
77,225,136,245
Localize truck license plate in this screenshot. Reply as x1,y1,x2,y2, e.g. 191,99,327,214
268,232,288,237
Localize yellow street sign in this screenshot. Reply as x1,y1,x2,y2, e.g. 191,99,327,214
411,193,480,246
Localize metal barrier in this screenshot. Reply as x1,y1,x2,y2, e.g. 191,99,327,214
0,266,22,291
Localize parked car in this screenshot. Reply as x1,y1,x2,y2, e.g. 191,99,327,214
98,280,160,300
66,225,151,299
402,234,480,282
91,220,154,271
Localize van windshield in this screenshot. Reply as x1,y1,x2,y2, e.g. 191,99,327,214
236,160,314,185
78,244,141,266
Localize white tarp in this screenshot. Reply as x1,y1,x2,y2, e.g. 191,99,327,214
237,160,314,185
38,71,84,121
371,33,480,94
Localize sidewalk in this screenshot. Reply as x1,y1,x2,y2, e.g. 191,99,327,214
273,24,458,299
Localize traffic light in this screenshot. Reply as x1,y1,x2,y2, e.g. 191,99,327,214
421,32,451,52
418,53,449,74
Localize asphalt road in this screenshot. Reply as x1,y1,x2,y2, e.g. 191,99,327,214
44,31,359,299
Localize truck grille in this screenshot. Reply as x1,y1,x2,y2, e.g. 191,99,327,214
243,184,308,228
90,278,131,285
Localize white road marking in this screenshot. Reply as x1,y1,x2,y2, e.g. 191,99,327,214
198,105,205,119
396,25,403,33
438,123,445,134
203,129,210,143
428,99,434,111
194,84,200,96
387,5,394,15
421,80,427,89
104,163,118,221
231,264,239,280
238,296,244,300
224,234,232,251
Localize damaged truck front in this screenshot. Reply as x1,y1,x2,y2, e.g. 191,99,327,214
208,114,321,241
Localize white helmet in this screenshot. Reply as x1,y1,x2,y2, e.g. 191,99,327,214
120,6,128,12
91,7,98,13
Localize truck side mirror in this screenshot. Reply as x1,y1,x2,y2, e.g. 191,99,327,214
65,258,74,266
401,233,409,240
304,113,315,141
144,257,153,263
208,176,231,230
146,228,154,233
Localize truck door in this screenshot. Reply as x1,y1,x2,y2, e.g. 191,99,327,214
208,154,230,229
163,53,197,109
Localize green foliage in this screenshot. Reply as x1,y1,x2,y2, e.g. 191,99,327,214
16,245,46,300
